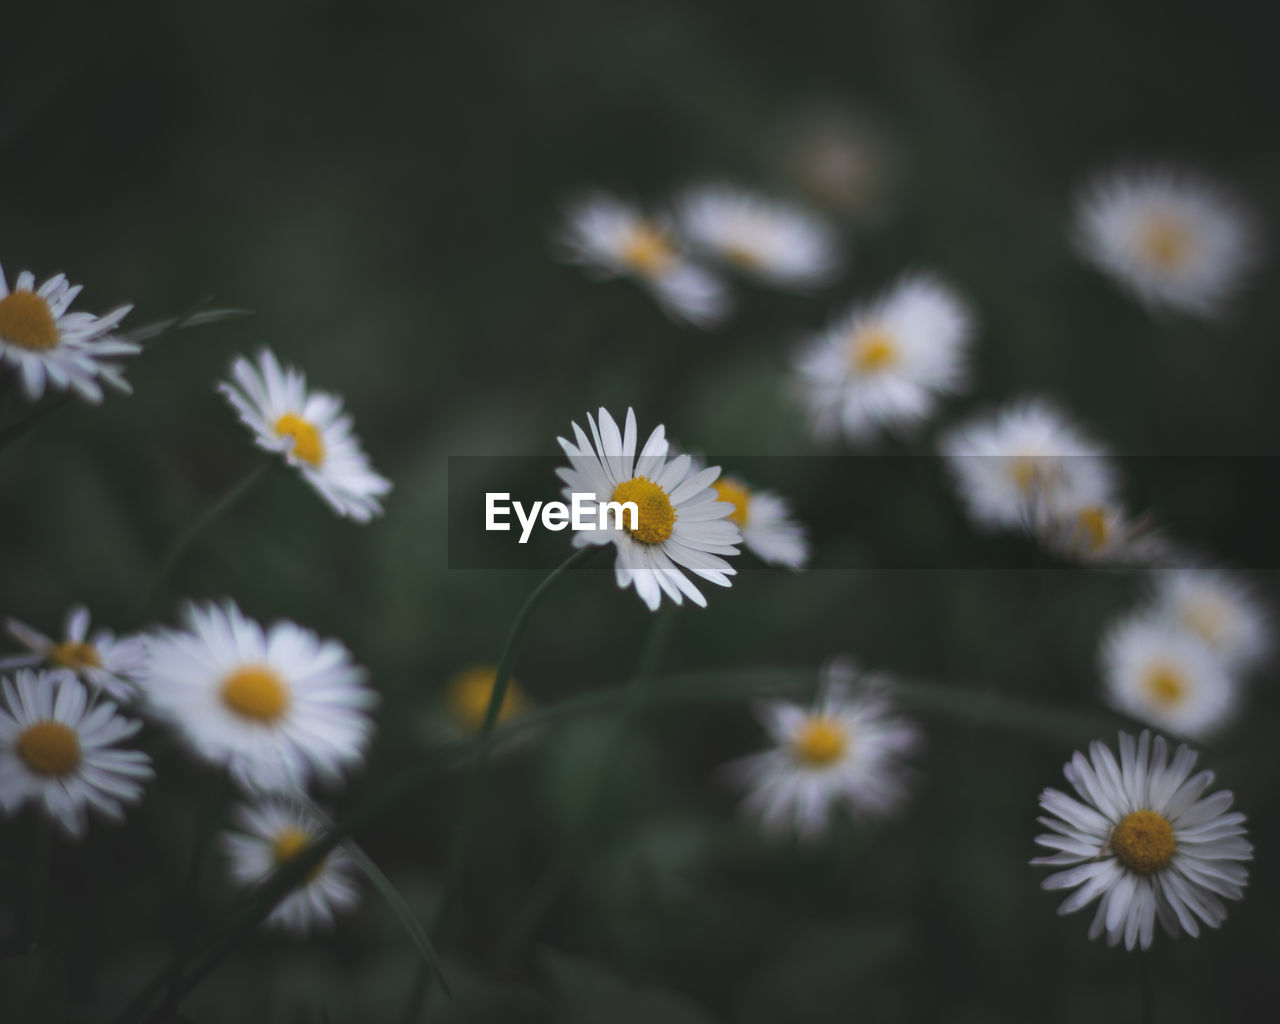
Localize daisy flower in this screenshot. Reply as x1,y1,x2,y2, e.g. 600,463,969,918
940,398,1116,531
220,799,358,934
794,273,972,442
0,671,152,838
1073,165,1258,317
1030,500,1166,566
444,664,529,734
675,183,843,289
218,348,392,523
139,600,377,792
1033,730,1251,950
1100,613,1239,739
556,407,741,611
711,475,809,569
1150,568,1270,673
725,660,921,838
2,604,146,702
0,263,137,403
555,192,730,327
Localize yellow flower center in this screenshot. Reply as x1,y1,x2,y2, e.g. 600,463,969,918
221,665,291,723
1141,662,1187,708
1139,214,1192,271
791,717,847,767
0,290,60,351
712,478,751,528
274,413,325,467
447,665,526,732
1110,810,1176,874
722,243,763,270
272,825,325,882
849,325,898,373
16,720,82,777
47,640,103,672
611,476,676,545
1010,454,1044,493
622,224,676,277
1073,506,1110,552
1180,600,1226,647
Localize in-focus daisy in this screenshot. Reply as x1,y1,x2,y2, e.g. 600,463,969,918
675,183,843,289
794,273,971,442
139,600,377,792
711,475,809,569
219,349,392,523
556,193,730,327
724,660,920,838
444,664,528,734
0,671,152,838
1033,730,1251,950
1100,613,1239,739
556,407,741,611
2,604,146,702
1073,166,1258,317
0,264,137,403
221,799,358,934
941,398,1116,531
1150,568,1270,673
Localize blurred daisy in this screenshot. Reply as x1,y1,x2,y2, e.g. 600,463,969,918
777,105,899,219
712,475,809,569
219,349,392,523
1100,614,1238,739
139,600,377,792
444,664,528,734
0,671,152,838
794,273,971,442
556,193,730,327
0,264,137,403
221,799,358,934
675,183,843,289
1033,730,1251,950
1030,500,1166,566
2,604,146,702
1073,166,1258,317
941,398,1116,531
557,407,741,611
725,660,920,838
1151,568,1270,673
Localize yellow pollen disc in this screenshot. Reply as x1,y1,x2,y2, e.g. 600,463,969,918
1181,601,1226,647
849,325,898,373
722,243,763,270
0,290,61,351
622,224,676,277
447,665,526,732
712,478,751,528
1110,810,1176,874
611,476,676,545
1141,663,1187,707
274,413,325,467
47,640,103,671
221,665,291,723
1010,454,1042,493
791,717,847,767
1074,506,1110,552
16,720,82,777
1139,214,1192,271
272,826,325,882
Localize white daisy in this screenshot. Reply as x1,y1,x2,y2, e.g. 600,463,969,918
1100,613,1239,739
1030,500,1166,566
0,264,137,403
138,600,377,792
220,799,359,934
794,273,972,442
556,407,741,611
1033,730,1252,950
0,670,152,838
725,660,920,838
1,604,146,702
218,348,392,523
1073,165,1258,317
710,475,809,569
1150,568,1270,673
675,183,843,289
940,398,1116,531
556,192,731,327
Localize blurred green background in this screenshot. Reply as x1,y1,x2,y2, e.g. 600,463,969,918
2,0,1278,1020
